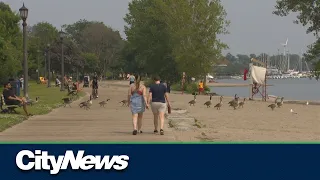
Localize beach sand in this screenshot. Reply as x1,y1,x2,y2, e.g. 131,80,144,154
110,81,320,142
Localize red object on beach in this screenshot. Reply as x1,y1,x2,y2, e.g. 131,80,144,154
244,69,248,81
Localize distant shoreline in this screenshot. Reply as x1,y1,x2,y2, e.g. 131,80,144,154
207,82,274,87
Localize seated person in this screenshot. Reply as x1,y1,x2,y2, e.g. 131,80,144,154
2,82,32,116
55,76,61,86
72,82,77,90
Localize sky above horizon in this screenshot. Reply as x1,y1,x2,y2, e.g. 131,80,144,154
4,0,317,55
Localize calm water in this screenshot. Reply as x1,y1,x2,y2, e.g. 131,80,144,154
210,78,320,101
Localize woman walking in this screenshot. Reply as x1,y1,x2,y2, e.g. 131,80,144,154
147,76,171,135
128,75,148,135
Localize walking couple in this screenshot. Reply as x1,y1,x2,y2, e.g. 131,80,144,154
127,75,171,135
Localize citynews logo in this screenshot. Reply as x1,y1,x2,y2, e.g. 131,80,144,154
16,150,129,175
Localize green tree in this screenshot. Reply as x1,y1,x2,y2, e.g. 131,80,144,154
63,20,124,76
0,2,22,82
27,22,59,77
273,0,320,35
124,0,229,82
273,0,320,75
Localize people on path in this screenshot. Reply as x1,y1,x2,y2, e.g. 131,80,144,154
2,82,32,116
128,75,148,135
91,73,99,98
128,74,135,85
147,76,171,135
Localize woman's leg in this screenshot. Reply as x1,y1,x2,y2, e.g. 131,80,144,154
137,113,143,132
132,113,138,135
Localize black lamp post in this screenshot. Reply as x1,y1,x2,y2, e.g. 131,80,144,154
46,44,51,87
37,50,40,83
59,29,66,91
19,3,29,98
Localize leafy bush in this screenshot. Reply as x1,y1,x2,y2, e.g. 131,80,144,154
171,82,210,94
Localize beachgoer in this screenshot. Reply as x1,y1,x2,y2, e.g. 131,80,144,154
55,76,61,86
198,80,204,95
2,82,31,116
129,74,135,85
91,73,99,98
167,81,171,93
128,75,148,135
147,75,171,135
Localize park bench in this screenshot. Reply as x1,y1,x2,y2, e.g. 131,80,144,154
0,94,19,114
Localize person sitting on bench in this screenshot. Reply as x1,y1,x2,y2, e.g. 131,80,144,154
55,76,61,87
2,82,32,116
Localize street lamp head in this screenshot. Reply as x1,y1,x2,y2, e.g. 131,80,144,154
19,3,28,21
59,29,66,40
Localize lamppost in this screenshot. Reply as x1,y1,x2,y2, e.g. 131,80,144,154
37,50,40,83
47,44,51,87
44,50,47,81
19,3,29,98
59,29,66,91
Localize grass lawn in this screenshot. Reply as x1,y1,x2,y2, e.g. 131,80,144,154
0,82,85,132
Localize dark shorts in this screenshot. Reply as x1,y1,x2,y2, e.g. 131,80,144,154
92,85,98,89
129,81,134,85
5,100,21,105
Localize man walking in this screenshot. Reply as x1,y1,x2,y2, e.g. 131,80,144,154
91,73,99,98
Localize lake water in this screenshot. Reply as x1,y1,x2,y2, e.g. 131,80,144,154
210,78,320,101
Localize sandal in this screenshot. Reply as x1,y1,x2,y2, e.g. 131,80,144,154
132,130,138,135
139,130,143,134
160,129,164,135
154,130,158,134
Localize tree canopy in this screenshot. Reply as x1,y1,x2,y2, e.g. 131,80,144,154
1,1,230,83
124,0,229,82
273,0,320,74
0,2,22,82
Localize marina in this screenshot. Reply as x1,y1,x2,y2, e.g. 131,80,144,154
209,78,320,101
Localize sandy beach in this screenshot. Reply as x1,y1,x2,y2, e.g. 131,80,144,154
110,81,320,142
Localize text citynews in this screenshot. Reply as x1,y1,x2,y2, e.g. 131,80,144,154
16,150,130,175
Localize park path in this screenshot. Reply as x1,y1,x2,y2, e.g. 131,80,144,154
0,81,176,142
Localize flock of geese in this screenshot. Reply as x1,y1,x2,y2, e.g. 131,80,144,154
187,93,287,111
62,95,129,110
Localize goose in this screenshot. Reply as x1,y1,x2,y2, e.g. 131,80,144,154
99,99,110,107
238,98,246,108
228,94,238,105
82,95,93,110
188,94,197,106
119,100,128,106
268,103,276,110
204,95,212,108
26,97,39,106
229,98,239,110
214,96,223,110
62,97,72,107
276,97,284,108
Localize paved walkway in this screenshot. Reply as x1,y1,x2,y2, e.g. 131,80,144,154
0,81,176,142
